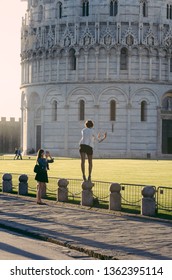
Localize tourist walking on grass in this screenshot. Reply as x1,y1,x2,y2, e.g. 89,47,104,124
14,148,22,160
79,120,107,182
35,149,54,205
17,148,22,160
14,148,18,160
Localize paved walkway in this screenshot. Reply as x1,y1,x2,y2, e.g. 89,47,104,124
0,193,172,260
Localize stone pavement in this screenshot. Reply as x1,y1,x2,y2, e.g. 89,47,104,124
0,193,172,260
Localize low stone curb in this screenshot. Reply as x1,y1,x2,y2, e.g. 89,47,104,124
0,220,116,260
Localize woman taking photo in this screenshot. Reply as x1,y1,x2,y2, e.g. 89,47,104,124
35,149,54,205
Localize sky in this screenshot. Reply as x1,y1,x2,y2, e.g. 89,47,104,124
0,0,27,120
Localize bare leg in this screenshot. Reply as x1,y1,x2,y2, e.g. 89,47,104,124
36,182,43,203
80,152,86,180
88,154,93,180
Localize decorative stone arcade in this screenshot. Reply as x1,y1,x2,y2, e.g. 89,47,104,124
21,1,172,159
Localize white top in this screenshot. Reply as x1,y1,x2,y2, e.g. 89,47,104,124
79,127,98,148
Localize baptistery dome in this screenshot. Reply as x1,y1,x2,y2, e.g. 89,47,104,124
21,0,172,158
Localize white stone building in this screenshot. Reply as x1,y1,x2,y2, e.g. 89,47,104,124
21,0,172,158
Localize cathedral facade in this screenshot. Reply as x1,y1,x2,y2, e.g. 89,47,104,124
21,0,172,158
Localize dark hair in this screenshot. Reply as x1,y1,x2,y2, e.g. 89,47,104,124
36,149,44,160
85,120,94,128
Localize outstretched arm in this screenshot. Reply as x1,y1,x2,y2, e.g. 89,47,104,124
98,132,107,143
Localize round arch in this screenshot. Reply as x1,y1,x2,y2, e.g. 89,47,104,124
131,88,159,106
98,86,128,105
66,87,96,106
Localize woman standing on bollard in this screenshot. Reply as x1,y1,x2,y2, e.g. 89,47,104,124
35,149,54,205
79,120,107,182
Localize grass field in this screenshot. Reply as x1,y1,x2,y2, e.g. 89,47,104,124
0,155,172,187
0,155,172,218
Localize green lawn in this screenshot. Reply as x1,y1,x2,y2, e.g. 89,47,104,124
0,156,172,187
0,156,172,218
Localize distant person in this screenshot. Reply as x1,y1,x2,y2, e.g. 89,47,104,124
35,149,54,205
17,148,22,160
79,120,107,181
14,148,18,160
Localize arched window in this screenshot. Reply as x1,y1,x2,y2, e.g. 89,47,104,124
38,5,43,22
79,100,85,121
110,0,118,16
110,100,116,121
162,96,172,111
141,101,147,122
52,100,58,121
167,4,172,19
140,0,148,17
69,49,76,70
59,2,62,18
143,1,148,17
55,2,62,19
120,48,128,70
82,0,89,16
